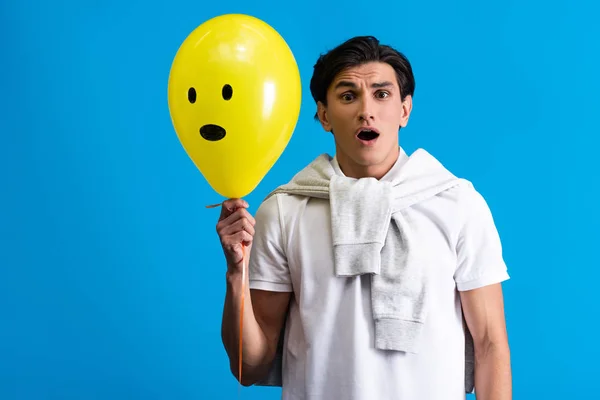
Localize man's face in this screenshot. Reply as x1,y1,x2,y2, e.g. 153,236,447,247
317,61,412,179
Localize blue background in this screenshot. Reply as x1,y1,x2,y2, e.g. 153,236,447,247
1,0,599,399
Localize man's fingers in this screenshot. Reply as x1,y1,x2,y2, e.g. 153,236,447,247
222,232,254,252
219,217,255,237
217,208,255,231
219,198,249,219
216,199,254,269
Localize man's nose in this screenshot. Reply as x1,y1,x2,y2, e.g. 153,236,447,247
359,112,374,121
358,98,375,121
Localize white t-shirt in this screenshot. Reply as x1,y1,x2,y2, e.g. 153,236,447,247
248,149,510,400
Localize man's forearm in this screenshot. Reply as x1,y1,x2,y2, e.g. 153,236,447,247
474,341,512,400
221,270,270,384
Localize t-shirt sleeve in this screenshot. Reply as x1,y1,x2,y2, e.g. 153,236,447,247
454,186,510,291
248,194,293,292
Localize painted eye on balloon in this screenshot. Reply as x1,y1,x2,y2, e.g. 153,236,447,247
188,87,196,104
222,84,233,101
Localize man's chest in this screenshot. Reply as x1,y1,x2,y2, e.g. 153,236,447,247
282,197,463,301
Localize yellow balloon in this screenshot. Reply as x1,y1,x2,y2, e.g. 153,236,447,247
167,14,302,199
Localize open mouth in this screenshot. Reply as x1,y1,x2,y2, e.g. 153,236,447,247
357,129,380,142
200,124,226,141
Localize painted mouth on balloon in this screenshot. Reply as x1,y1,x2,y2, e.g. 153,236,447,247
200,124,226,141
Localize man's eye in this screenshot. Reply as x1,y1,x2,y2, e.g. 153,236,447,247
341,93,354,101
376,91,389,98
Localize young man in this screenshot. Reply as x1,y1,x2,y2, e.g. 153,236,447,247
218,36,512,400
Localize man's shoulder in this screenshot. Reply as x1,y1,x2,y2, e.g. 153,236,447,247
437,179,501,238
428,174,487,207
453,180,495,214
422,177,499,233
255,190,316,223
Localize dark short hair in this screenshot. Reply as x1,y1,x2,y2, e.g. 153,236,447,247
309,36,415,120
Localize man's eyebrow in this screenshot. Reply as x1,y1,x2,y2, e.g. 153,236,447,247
372,81,394,89
333,80,395,90
334,80,357,90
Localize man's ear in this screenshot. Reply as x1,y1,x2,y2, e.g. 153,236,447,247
317,101,332,132
399,94,413,128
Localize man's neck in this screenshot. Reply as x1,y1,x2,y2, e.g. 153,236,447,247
335,147,400,180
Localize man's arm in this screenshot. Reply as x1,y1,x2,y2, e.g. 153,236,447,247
221,275,290,385
216,198,291,386
460,283,512,400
